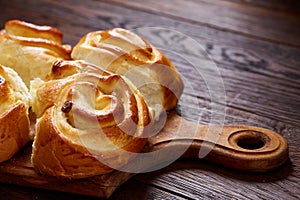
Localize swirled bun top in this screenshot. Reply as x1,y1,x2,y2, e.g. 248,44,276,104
71,28,184,119
0,20,71,86
31,60,151,178
0,64,31,163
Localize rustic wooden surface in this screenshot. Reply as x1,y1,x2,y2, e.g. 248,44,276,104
0,0,299,199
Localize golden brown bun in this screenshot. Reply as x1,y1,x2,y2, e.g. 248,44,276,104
0,20,71,87
0,65,31,163
31,60,151,178
71,28,183,119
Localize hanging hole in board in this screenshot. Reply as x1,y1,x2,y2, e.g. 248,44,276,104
229,130,270,150
237,135,265,150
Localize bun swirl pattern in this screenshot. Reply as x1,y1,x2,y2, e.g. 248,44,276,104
71,28,184,119
31,60,151,178
0,65,31,163
0,20,71,86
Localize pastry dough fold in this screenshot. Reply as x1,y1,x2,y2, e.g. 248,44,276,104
0,20,71,86
31,60,151,178
0,65,31,163
71,28,184,119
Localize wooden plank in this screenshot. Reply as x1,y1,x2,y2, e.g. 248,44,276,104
111,179,188,200
0,0,299,199
0,177,187,200
223,0,300,13
1,0,299,82
164,48,300,126
0,180,186,200
134,158,299,200
0,183,98,200
204,43,300,84
181,65,300,126
108,0,300,47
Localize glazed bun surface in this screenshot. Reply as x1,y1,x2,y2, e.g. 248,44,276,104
31,60,151,178
71,28,183,119
0,20,71,86
0,64,31,163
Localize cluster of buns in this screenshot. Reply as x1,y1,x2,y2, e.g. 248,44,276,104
0,20,183,178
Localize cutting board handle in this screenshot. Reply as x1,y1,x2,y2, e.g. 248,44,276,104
147,112,289,172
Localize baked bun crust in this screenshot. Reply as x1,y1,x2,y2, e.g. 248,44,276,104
0,65,30,163
0,20,71,86
71,28,183,119
31,60,151,178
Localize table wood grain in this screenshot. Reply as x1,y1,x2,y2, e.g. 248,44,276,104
0,0,299,199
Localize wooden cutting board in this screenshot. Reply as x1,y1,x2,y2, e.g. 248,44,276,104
0,112,288,199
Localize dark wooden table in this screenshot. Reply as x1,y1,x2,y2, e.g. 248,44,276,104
0,0,299,199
